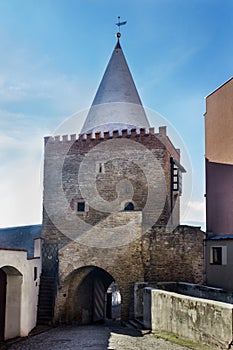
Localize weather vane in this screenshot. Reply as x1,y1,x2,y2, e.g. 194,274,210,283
116,16,127,38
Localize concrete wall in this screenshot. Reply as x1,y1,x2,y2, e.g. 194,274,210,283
135,282,233,319
169,282,233,304
206,238,233,291
0,248,41,339
144,288,233,350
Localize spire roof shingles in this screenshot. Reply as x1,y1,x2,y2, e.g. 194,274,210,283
81,40,150,134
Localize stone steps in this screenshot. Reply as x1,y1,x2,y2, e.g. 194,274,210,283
37,275,57,325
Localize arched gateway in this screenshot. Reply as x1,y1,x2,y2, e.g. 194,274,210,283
57,266,120,324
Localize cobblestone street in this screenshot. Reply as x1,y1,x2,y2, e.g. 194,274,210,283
5,323,194,350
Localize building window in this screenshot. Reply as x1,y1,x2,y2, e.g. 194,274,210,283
124,202,134,211
172,165,182,194
77,202,85,212
96,162,105,174
212,247,222,265
170,157,186,196
210,246,227,265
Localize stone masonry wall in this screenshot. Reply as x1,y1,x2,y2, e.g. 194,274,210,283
53,223,205,322
41,127,204,323
142,225,205,283
42,127,181,245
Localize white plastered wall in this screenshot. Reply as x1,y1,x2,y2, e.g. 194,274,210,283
0,244,41,339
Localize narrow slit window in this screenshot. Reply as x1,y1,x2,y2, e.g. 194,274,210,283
97,162,105,174
212,247,222,264
34,267,37,281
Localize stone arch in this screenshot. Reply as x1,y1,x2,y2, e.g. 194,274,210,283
0,266,23,340
58,265,121,324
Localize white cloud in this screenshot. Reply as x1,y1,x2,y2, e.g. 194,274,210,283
0,135,17,147
0,79,29,103
0,157,43,228
0,116,46,228
181,199,206,230
0,38,95,119
0,62,93,229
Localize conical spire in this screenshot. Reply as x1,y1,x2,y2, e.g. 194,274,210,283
81,40,150,134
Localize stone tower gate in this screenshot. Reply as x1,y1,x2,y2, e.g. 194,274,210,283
39,39,205,325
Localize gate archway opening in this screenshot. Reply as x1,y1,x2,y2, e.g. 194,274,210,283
65,266,121,325
0,266,22,340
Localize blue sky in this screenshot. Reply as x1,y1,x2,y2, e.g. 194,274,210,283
0,0,232,228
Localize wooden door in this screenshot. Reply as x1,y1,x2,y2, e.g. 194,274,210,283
93,278,105,323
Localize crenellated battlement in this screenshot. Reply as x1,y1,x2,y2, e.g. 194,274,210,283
44,126,164,144
45,127,156,144
44,125,180,159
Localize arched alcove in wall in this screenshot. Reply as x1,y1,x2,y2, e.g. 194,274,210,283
124,202,135,211
0,266,23,340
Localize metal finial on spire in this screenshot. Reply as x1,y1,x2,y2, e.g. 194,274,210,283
116,16,127,38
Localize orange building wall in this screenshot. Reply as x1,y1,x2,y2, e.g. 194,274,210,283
205,77,233,165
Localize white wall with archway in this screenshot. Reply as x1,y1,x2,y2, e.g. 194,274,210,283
0,243,41,340
2,266,22,340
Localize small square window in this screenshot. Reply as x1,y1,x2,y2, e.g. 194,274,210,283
77,202,85,212
210,246,227,265
212,247,222,265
